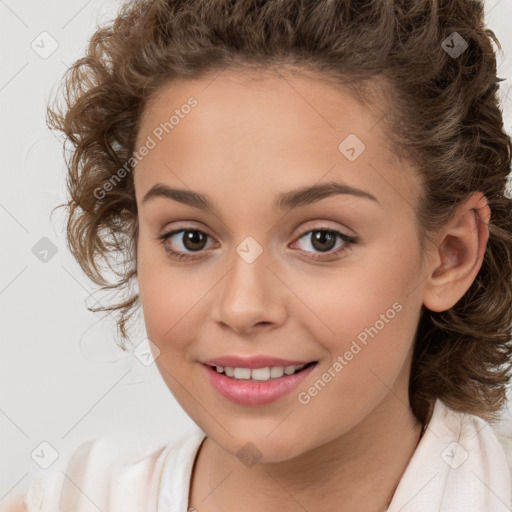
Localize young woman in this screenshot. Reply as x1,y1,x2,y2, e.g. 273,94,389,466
4,0,512,510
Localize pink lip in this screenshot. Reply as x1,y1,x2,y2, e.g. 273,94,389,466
202,355,314,369
202,362,318,406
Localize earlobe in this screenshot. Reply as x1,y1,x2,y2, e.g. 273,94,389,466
422,192,491,313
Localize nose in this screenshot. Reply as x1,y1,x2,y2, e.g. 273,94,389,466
214,247,286,335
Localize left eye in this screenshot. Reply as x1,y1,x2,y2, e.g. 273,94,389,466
290,228,356,260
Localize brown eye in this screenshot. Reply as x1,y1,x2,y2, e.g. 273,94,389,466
291,228,357,261
158,228,215,261
309,230,337,252
157,226,357,263
179,230,208,251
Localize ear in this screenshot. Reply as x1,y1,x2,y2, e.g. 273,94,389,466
422,192,491,313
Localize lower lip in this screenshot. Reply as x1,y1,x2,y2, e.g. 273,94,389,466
202,363,317,405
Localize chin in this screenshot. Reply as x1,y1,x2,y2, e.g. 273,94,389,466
218,429,313,465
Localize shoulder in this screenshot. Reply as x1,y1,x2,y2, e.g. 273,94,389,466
437,400,512,507
19,428,205,512
387,399,512,511
438,400,512,473
492,423,512,478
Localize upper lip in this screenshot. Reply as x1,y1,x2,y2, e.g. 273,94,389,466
202,355,316,369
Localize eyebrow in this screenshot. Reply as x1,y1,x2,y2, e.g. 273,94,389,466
141,180,380,213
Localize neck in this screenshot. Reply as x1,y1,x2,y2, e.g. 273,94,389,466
189,394,424,512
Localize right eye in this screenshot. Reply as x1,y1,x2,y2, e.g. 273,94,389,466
157,228,217,261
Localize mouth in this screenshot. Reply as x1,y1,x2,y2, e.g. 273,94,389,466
205,361,318,382
201,361,319,406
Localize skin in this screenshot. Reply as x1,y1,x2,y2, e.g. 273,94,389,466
132,67,490,512
0,497,25,512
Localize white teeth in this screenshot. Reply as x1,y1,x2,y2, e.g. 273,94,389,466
284,365,297,375
233,367,251,379
213,364,309,381
251,367,271,381
270,366,284,378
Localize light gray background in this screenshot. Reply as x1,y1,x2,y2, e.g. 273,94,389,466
1,0,512,502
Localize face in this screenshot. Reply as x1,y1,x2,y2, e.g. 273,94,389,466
134,67,426,462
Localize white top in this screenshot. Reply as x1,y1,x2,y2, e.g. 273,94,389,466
22,398,512,512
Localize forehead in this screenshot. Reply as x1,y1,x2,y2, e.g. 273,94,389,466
138,66,382,145
134,67,421,212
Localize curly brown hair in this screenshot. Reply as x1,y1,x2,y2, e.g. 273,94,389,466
47,0,512,426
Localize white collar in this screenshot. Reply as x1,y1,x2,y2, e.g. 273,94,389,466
387,398,511,511
154,399,512,511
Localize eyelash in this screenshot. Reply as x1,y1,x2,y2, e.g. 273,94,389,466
156,226,357,262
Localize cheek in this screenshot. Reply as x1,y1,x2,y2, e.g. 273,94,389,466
295,276,417,394
136,246,205,402
291,249,418,344
289,289,419,446
137,238,192,347
288,236,421,393
136,237,221,369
